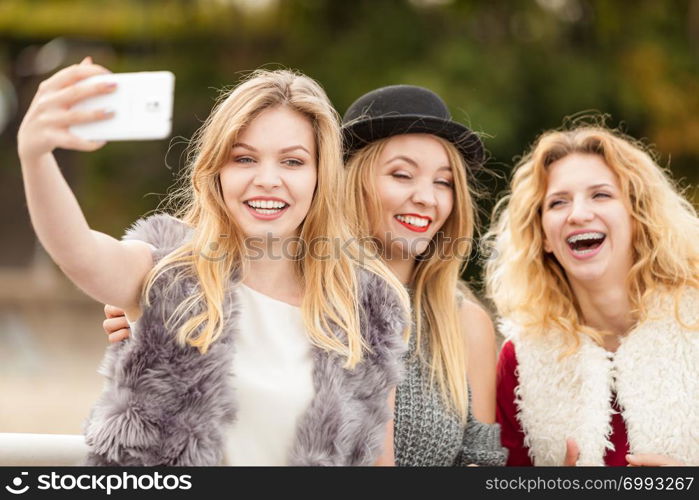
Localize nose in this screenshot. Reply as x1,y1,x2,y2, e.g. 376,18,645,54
567,197,594,225
411,179,437,208
253,161,282,189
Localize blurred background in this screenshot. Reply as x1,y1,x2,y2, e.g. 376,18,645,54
1,0,697,434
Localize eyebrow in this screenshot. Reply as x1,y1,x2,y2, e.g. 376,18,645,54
231,142,256,151
386,155,418,168
545,183,615,200
280,145,311,155
231,143,311,155
386,155,452,172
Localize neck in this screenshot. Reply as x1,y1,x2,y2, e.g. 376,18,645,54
569,278,634,351
243,238,302,305
383,254,417,286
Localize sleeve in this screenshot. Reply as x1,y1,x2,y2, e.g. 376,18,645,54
456,407,508,466
496,340,533,466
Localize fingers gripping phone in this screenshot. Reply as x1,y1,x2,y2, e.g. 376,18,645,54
69,71,175,141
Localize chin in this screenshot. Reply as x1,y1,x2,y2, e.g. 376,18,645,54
238,224,277,239
414,245,431,257
564,264,609,284
385,242,411,259
403,238,431,258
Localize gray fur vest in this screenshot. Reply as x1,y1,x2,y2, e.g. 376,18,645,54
83,214,408,466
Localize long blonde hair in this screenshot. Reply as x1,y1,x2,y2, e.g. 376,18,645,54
485,125,699,350
143,69,408,367
345,135,476,420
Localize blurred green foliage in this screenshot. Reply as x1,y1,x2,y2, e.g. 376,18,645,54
1,0,697,284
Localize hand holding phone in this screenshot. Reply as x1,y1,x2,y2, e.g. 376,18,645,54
19,63,176,161
69,71,175,142
17,59,113,160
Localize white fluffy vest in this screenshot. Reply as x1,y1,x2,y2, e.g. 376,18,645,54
501,289,699,466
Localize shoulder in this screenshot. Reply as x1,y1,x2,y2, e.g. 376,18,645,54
496,317,570,364
123,214,197,304
459,298,494,330
458,296,497,348
640,287,699,337
495,316,535,349
456,282,493,329
676,287,699,325
122,213,192,253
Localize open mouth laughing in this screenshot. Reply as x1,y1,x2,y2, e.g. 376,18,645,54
566,231,606,258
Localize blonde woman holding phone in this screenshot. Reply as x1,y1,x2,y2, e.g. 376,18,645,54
18,58,409,466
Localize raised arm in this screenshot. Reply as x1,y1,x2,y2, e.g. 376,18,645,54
18,58,154,319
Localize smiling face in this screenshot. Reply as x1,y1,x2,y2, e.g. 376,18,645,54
372,133,455,258
219,105,317,240
541,153,634,288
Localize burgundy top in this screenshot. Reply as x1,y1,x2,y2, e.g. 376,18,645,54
496,340,630,466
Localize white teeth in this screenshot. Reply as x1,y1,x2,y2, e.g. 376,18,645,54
566,231,605,244
395,214,430,228
247,200,287,209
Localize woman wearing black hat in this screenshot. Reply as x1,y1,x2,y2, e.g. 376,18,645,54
342,85,506,466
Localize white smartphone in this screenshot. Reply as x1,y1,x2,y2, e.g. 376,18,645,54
69,71,175,141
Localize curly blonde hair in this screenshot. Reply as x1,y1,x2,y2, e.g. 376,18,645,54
485,125,699,351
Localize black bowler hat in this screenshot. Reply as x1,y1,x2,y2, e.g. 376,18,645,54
341,85,485,166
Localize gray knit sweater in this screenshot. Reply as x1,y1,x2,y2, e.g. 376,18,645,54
394,323,507,466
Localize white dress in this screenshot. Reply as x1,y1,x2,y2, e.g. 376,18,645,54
223,284,315,466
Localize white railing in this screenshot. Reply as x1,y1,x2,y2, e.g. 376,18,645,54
0,433,88,466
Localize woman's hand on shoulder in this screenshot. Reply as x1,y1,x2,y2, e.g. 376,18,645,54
459,298,497,423
18,57,114,162
103,304,131,343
